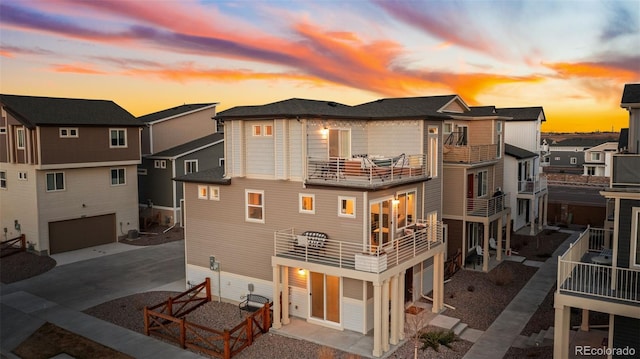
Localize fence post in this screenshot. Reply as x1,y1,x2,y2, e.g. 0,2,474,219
20,234,26,250
143,307,149,335
246,316,253,345
264,302,271,331
205,277,212,302
223,330,231,359
180,318,186,349
168,297,173,317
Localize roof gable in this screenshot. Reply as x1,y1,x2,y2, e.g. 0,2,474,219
496,107,545,122
149,133,224,159
138,103,218,123
621,83,640,106
0,94,138,127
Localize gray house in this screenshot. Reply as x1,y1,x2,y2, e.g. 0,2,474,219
138,133,224,227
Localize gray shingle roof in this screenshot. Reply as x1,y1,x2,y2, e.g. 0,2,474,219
0,94,138,127
618,128,629,150
621,83,640,105
174,166,229,185
150,133,223,158
351,95,459,118
138,103,217,123
496,107,545,122
468,106,497,116
505,143,537,159
551,138,608,147
216,98,352,119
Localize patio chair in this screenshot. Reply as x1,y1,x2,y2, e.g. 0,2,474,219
475,245,484,266
489,237,497,252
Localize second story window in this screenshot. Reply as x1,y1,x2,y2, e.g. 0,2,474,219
46,172,65,192
570,157,577,165
0,171,6,189
246,190,264,223
60,128,78,138
110,128,127,148
428,126,438,177
154,160,166,169
110,168,126,185
253,125,262,136
591,152,601,161
338,196,356,218
496,121,503,158
185,160,198,174
477,170,488,197
329,129,350,158
299,193,315,214
16,128,25,149
18,172,27,180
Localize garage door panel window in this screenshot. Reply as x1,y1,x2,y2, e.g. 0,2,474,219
46,172,65,191
111,168,126,186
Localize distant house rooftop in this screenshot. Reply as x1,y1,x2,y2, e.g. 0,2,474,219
505,143,537,159
620,83,640,106
138,103,218,123
148,133,224,159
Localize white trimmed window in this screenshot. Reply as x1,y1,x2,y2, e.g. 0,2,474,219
299,193,315,214
246,190,264,223
0,171,6,189
210,186,220,201
329,128,351,158
154,160,166,169
16,128,25,149
496,121,502,158
109,128,127,148
477,170,488,197
252,125,262,136
18,172,27,180
60,128,78,138
396,190,417,228
198,185,208,199
219,158,225,167
0,127,7,134
570,157,577,165
587,166,596,176
632,207,640,268
428,126,438,177
185,160,198,174
338,196,356,218
110,168,126,185
46,172,65,192
138,168,148,175
591,152,601,161
264,124,273,136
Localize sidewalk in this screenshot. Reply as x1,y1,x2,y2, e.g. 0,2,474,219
462,229,578,359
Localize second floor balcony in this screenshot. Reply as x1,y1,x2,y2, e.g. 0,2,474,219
557,227,639,306
517,177,548,195
305,154,428,189
443,144,498,164
466,193,509,217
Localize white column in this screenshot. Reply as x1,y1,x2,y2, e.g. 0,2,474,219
497,216,503,261
529,198,536,235
434,252,444,312
282,266,290,325
580,309,589,331
272,265,282,329
538,196,544,231
382,279,390,352
506,212,512,253
483,223,490,272
553,304,570,359
398,271,406,340
390,275,399,345
373,282,382,357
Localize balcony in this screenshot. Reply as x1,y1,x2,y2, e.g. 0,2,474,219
466,193,509,217
517,177,548,195
443,144,498,164
305,154,428,189
273,222,444,275
557,227,639,305
612,154,640,187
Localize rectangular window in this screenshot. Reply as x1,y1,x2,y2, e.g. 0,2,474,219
109,128,127,148
198,185,208,199
496,121,502,158
329,129,350,158
633,208,640,268
338,196,356,218
246,190,264,223
0,127,6,134
396,190,416,228
554,156,561,161
210,186,220,201
591,152,601,161
264,124,273,136
219,158,225,167
443,123,453,134
184,160,198,174
253,125,262,136
46,172,65,192
0,171,6,189
18,172,27,180
138,168,148,175
16,128,25,149
428,126,438,177
154,160,166,169
477,170,488,197
299,193,315,214
570,157,577,165
59,128,79,138
110,168,126,185
587,166,596,176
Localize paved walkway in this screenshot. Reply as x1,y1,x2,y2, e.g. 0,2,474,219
462,229,579,359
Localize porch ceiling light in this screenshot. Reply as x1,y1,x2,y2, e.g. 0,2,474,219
298,268,305,275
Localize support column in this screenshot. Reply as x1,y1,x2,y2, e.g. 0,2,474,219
538,196,544,231
282,266,290,325
497,216,503,261
398,271,406,340
580,309,590,331
553,304,570,359
529,198,536,235
506,212,512,254
483,222,490,272
382,279,390,352
373,282,382,357
543,193,549,226
390,275,399,345
433,252,444,313
272,265,282,329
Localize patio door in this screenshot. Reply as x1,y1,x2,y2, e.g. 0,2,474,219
370,199,393,250
309,272,340,324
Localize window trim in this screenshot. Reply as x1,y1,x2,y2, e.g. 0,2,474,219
570,157,577,165
209,186,220,201
184,159,198,174
219,158,225,167
18,172,27,181
109,128,127,148
338,196,356,218
245,189,265,223
46,171,65,192
198,185,208,199
154,160,167,169
631,207,640,269
110,168,126,186
0,127,7,134
396,189,417,228
264,124,273,136
591,152,601,161
328,128,351,159
16,128,25,149
59,127,79,138
252,125,262,136
299,193,315,214
0,171,6,189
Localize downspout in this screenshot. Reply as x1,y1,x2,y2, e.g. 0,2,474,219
172,158,177,225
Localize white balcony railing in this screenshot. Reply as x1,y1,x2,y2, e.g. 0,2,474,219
274,222,444,274
306,154,428,188
557,227,639,305
466,193,509,217
443,144,498,163
517,177,548,194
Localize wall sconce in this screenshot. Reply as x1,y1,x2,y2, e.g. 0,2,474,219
392,196,400,206
320,127,328,138
297,268,305,275
14,220,21,231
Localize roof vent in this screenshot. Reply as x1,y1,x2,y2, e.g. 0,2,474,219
327,102,337,107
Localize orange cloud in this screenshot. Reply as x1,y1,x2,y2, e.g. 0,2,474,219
50,64,107,74
0,50,14,58
545,61,637,81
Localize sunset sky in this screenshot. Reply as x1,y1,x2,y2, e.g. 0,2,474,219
1,0,638,132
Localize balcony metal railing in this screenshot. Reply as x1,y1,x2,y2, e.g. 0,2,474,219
443,144,498,163
306,154,428,188
517,177,548,194
273,222,444,274
557,227,639,305
466,193,509,217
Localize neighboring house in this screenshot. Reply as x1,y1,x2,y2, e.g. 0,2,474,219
441,105,512,272
137,103,220,226
582,141,618,177
0,94,141,255
554,83,640,358
543,137,609,174
496,106,549,235
138,133,224,226
138,103,219,155
176,96,465,357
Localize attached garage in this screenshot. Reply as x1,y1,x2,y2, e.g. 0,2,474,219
48,214,116,254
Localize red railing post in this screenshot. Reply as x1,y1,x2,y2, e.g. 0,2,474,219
246,316,253,345
143,307,149,335
264,302,271,330
223,330,231,359
168,297,173,316
180,318,186,349
205,277,212,302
